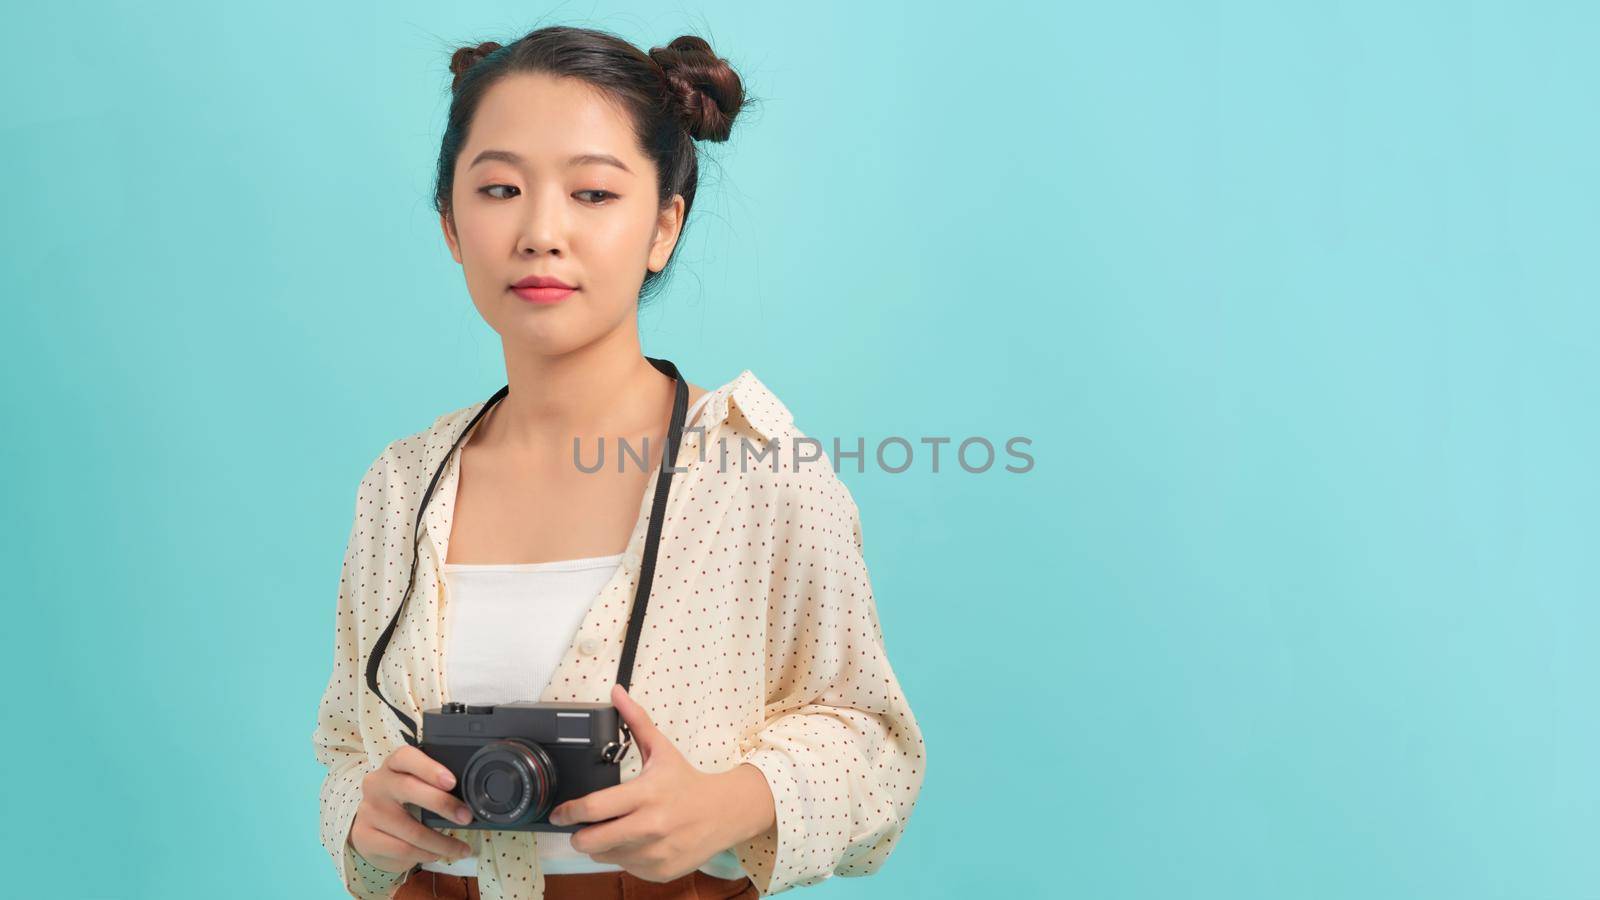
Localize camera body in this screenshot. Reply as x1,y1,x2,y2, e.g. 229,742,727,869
411,700,626,833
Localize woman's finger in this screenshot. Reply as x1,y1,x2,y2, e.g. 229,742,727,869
568,815,653,856
391,771,475,826
370,801,473,860
386,746,457,790
352,818,444,869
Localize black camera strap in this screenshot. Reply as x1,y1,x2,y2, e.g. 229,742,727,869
364,356,690,753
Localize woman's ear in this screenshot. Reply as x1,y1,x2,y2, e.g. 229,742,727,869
440,212,463,265
647,194,686,273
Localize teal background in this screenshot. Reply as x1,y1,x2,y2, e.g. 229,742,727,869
2,1,1594,897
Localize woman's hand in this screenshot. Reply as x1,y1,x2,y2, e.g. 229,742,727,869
348,745,476,874
548,684,777,883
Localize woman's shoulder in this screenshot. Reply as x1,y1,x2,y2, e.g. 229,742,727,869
355,396,495,498
713,368,793,439
709,369,863,521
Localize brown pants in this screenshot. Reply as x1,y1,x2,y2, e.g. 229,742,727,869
394,868,759,900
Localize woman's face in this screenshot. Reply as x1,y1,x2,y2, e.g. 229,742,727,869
441,72,684,354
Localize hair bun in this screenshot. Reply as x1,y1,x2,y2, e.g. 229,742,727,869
649,35,745,142
449,41,505,92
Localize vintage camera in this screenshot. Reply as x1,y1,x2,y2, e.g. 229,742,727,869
410,700,628,833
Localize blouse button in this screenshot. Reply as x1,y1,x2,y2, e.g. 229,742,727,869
623,551,641,570
578,636,600,655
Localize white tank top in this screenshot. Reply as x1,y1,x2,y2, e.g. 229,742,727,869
421,391,745,879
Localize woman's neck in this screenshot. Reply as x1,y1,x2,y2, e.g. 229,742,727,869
478,332,674,453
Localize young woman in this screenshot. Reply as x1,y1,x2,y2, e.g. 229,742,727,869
312,26,925,900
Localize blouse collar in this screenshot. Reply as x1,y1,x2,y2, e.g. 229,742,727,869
415,367,793,572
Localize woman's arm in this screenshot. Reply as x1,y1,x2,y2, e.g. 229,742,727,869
311,453,413,898
730,471,928,895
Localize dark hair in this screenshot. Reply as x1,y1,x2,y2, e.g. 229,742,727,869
434,25,754,303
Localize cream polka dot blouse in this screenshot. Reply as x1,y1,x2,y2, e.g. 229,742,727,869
311,369,927,898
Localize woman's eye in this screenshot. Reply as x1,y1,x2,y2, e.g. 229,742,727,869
477,186,615,204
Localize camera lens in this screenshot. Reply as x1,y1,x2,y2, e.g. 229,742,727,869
460,739,556,826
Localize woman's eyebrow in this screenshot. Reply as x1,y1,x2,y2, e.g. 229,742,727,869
467,149,633,174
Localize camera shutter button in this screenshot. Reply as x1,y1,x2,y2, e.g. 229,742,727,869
578,636,600,655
